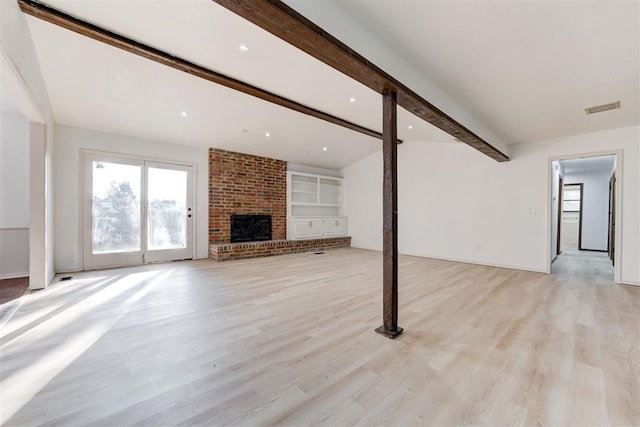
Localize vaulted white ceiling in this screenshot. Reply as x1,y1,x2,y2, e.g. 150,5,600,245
23,0,639,169
334,0,639,145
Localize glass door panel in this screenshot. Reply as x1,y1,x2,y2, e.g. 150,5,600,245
84,155,144,269
145,162,193,263
147,167,187,250
92,161,142,253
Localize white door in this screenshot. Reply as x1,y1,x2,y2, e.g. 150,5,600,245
145,162,193,263
83,154,193,270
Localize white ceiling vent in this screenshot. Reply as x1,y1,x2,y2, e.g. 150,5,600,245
585,101,621,115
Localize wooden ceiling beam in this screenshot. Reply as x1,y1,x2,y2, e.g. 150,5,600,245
212,0,509,162
18,0,388,142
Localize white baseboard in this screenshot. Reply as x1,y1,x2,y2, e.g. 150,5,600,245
399,250,548,274
0,272,29,280
54,268,81,274
349,245,547,274
620,280,640,287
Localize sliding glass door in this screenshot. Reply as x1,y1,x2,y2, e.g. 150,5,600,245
145,162,193,263
83,153,193,270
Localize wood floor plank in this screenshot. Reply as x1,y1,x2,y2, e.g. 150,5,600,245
1,248,638,426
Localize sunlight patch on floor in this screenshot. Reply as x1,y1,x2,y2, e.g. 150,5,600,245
0,269,173,424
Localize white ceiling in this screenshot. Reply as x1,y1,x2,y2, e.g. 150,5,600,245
560,155,616,176
336,0,639,145
21,0,640,169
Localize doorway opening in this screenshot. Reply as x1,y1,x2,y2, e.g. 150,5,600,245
1,47,49,290
82,152,194,270
549,153,620,282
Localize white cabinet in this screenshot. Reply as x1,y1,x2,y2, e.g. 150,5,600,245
292,219,324,239
323,217,348,236
287,217,348,240
287,172,348,240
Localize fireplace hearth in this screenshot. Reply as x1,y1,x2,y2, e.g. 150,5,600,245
230,215,272,243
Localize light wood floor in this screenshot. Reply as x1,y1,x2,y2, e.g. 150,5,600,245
0,277,29,321
1,249,638,426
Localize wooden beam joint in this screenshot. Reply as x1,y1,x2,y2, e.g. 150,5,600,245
212,0,509,162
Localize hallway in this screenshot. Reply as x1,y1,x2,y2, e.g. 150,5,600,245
552,249,614,281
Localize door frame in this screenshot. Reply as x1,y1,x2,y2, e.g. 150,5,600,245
80,150,197,270
561,182,584,250
144,161,194,264
547,150,622,283
556,174,563,257
608,173,616,263
82,152,145,270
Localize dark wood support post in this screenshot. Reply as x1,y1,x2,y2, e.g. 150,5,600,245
375,89,403,339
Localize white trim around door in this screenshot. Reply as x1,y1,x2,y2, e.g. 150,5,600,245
82,152,195,270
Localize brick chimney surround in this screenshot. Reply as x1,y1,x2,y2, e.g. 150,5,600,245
208,148,350,261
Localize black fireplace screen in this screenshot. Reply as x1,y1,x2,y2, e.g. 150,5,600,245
230,215,272,243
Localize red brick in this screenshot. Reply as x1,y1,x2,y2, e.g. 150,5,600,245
209,148,286,244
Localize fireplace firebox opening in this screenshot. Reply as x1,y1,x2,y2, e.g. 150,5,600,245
230,215,272,243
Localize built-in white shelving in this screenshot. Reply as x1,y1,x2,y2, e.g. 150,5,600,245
287,171,347,240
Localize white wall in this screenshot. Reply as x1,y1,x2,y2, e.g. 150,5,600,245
564,168,612,251
342,126,639,285
0,113,30,278
0,114,30,225
54,125,209,272
1,1,56,289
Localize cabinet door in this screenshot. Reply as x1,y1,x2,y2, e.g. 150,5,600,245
294,219,324,239
323,218,348,236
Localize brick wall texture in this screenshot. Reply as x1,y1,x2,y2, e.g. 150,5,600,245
209,237,352,261
209,148,287,244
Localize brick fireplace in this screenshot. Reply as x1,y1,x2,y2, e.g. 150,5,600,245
208,148,351,261
208,148,286,244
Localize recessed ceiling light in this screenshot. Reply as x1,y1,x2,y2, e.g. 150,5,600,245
585,101,620,115
408,125,413,130
265,132,271,138
349,97,356,103
181,111,188,117
239,44,250,52
322,147,328,151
